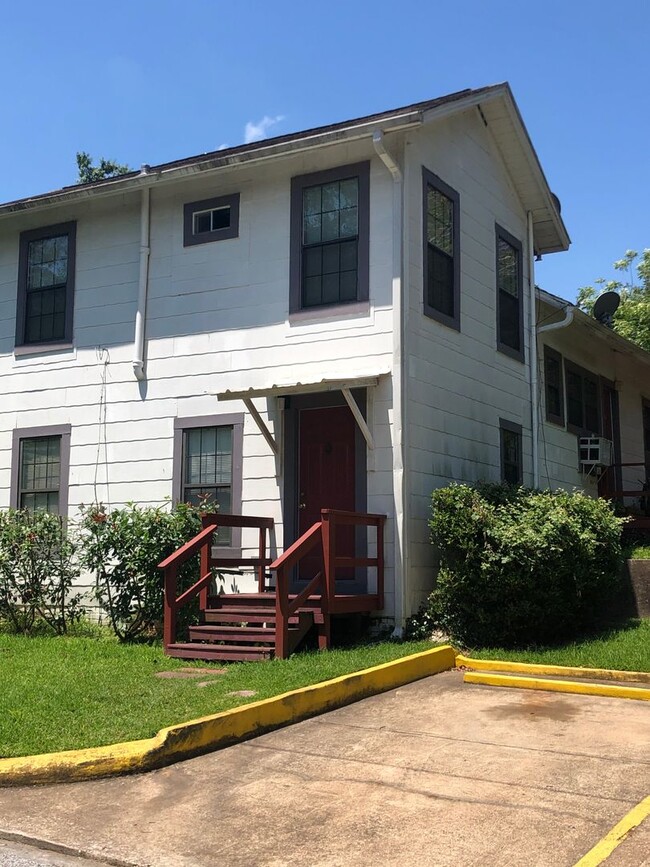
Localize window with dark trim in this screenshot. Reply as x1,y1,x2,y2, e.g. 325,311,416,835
183,193,240,246
499,418,523,485
16,222,76,346
544,346,565,426
422,167,460,329
565,361,601,434
642,398,650,466
496,224,524,361
290,162,369,312
173,414,244,554
10,425,71,515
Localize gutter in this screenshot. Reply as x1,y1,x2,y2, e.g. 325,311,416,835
133,172,153,381
0,113,424,220
373,130,407,634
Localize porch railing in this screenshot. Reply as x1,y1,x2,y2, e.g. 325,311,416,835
600,462,650,505
270,509,386,658
157,513,274,650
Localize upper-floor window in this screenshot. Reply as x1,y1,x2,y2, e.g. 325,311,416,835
422,168,460,329
544,346,565,426
10,425,71,515
290,162,369,312
496,225,524,362
173,414,244,555
565,361,600,434
183,193,240,247
16,222,76,346
499,418,523,485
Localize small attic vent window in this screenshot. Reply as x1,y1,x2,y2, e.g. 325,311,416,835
183,193,240,246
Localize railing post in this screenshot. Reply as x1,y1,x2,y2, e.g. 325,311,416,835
163,563,178,650
321,510,335,608
274,565,290,659
258,526,266,592
199,530,212,615
377,516,385,610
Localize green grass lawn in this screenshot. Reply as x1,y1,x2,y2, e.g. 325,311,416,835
0,634,433,758
467,619,650,672
626,544,650,559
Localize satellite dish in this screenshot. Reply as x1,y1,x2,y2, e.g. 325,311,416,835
593,291,620,327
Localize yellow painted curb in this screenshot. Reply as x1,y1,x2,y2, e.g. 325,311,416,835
456,654,650,683
573,795,650,866
464,671,650,701
0,644,456,787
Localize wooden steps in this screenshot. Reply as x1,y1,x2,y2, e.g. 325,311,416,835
165,593,314,662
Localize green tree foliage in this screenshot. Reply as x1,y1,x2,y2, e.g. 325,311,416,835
76,151,132,184
577,249,650,352
406,483,624,647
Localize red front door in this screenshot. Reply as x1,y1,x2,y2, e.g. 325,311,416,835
298,405,356,583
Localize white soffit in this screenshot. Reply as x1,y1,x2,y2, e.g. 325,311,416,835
478,89,570,255
216,371,389,402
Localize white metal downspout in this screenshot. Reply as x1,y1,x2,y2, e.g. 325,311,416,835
527,212,539,488
133,181,151,381
373,130,407,635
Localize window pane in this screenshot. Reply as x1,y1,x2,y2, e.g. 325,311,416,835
427,187,453,256
428,246,454,317
193,212,212,234
498,238,518,297
566,371,583,428
321,273,339,304
339,270,357,301
545,354,563,419
321,182,340,213
27,234,67,290
301,177,359,306
303,214,321,245
210,207,230,231
339,178,358,209
302,276,322,307
501,428,521,484
19,436,61,514
321,211,339,242
499,289,520,351
322,244,340,275
303,186,321,216
182,427,233,538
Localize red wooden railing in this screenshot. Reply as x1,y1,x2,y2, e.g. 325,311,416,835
271,509,386,658
599,462,650,502
157,513,274,650
158,509,386,658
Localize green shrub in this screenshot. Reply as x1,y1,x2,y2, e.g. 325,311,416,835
410,484,625,648
78,502,202,641
0,509,81,635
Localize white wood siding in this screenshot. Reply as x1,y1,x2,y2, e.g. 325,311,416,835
0,140,398,608
403,110,534,612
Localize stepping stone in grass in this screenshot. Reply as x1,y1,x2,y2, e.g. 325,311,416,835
155,669,226,679
227,690,257,698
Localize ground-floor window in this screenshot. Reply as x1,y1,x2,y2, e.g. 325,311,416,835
10,424,71,515
499,418,523,485
173,414,244,553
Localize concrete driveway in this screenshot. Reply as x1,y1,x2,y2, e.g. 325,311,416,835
0,671,648,867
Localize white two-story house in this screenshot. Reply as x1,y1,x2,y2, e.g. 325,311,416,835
1,82,647,652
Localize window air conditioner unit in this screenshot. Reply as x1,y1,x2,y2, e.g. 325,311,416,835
579,436,613,468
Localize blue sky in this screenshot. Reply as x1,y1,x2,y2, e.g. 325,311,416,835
2,0,648,301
